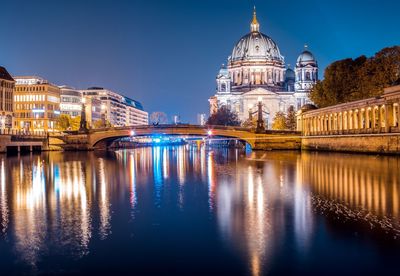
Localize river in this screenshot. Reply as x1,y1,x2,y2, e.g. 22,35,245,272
0,146,399,275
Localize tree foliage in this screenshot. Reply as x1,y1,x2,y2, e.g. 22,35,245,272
150,112,168,125
242,117,257,129
55,114,81,131
206,106,241,126
272,111,287,130
70,116,81,131
56,114,70,131
285,106,297,130
310,46,400,107
92,119,111,129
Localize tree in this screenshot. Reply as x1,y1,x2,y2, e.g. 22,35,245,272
70,116,81,131
285,106,297,130
272,111,287,130
242,117,257,129
56,114,70,131
150,112,168,125
310,46,400,107
206,106,241,126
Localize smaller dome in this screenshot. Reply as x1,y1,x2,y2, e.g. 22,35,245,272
285,67,295,80
217,64,229,78
297,50,316,64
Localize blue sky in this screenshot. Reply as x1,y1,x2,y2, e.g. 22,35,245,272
1,0,399,122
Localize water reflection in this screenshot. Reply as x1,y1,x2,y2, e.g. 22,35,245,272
0,148,398,274
301,153,400,229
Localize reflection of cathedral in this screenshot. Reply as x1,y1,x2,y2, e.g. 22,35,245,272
209,8,318,128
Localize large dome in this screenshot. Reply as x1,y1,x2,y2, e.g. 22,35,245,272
231,32,284,63
229,8,284,64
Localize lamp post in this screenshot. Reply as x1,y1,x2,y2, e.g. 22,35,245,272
79,97,88,132
256,96,265,133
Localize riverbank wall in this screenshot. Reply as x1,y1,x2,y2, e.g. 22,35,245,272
301,133,400,154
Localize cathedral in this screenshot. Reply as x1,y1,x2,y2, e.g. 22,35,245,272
209,8,318,128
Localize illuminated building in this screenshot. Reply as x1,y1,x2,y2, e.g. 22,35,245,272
80,87,148,126
197,113,206,126
59,86,102,127
83,96,102,128
172,115,180,124
209,8,318,127
0,66,15,129
14,76,61,132
59,86,82,117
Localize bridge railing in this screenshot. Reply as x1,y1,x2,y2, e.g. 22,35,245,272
86,124,255,133
0,128,48,137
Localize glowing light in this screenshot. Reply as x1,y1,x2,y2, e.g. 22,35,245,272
207,130,213,136
130,130,135,136
257,96,262,102
153,138,161,143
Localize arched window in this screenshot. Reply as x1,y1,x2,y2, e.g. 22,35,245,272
220,83,226,92
306,72,311,81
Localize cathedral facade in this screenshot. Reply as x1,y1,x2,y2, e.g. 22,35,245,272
209,8,318,128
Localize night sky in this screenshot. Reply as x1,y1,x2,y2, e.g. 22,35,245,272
1,0,399,122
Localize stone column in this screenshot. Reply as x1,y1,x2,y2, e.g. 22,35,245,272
376,106,381,130
385,103,394,133
354,111,358,130
348,111,352,130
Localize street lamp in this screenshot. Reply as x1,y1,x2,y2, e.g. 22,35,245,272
256,97,265,133
248,104,253,120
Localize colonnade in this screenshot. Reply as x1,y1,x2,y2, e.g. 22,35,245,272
298,86,400,136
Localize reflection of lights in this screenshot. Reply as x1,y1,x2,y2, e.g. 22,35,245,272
163,147,169,179
248,167,254,205
0,159,8,234
207,152,215,210
153,147,163,207
153,138,161,143
98,158,111,240
13,157,47,266
129,154,137,210
177,146,186,185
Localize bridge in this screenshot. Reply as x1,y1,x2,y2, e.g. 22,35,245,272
52,124,301,151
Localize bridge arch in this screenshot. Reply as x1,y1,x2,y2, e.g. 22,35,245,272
88,125,257,150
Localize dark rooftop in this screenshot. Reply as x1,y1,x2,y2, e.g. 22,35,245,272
0,66,14,81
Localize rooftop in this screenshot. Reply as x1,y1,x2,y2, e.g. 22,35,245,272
0,66,14,81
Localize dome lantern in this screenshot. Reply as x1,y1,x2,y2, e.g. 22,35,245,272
250,6,260,32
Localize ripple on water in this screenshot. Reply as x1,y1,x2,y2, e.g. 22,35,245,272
311,195,400,239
